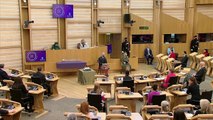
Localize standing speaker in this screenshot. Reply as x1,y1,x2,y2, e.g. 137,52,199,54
124,14,131,23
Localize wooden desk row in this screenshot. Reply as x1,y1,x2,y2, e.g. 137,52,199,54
189,52,213,76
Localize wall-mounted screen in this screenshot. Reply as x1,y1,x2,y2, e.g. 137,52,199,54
164,34,186,43
26,51,46,62
199,33,213,42
52,4,73,18
132,34,153,44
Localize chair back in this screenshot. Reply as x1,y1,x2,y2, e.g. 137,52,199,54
87,93,102,111
168,76,178,86
201,91,212,102
152,94,166,106
106,114,131,120
10,89,25,104
122,80,134,92
201,68,207,83
109,105,128,114
31,76,42,85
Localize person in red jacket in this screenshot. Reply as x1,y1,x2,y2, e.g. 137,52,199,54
169,49,176,59
203,49,209,57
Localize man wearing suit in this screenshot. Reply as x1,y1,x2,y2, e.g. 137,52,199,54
181,51,188,68
32,67,51,96
0,64,10,86
194,62,207,84
98,52,108,76
144,46,154,65
190,35,199,53
122,37,130,57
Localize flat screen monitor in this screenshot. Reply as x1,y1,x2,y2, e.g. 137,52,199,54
132,34,153,44
26,51,46,62
52,4,73,18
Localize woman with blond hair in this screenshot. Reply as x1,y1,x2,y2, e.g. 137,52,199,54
194,99,212,116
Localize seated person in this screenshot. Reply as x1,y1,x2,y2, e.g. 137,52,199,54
167,46,175,55
161,69,176,89
194,62,207,84
122,71,134,92
120,52,131,73
77,39,89,49
161,100,173,116
169,49,176,59
194,99,212,116
147,84,160,105
174,109,187,120
51,42,61,50
11,77,34,112
32,67,51,96
186,77,201,105
97,52,108,76
90,83,106,102
181,51,188,68
203,49,209,57
0,64,10,86
0,108,15,117
144,46,154,65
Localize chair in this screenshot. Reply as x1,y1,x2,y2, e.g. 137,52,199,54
191,114,213,120
201,91,212,102
122,80,134,92
168,76,178,86
152,94,166,106
10,89,33,112
31,76,42,85
109,105,128,114
87,93,103,111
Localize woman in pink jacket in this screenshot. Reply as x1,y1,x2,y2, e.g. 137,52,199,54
161,69,176,89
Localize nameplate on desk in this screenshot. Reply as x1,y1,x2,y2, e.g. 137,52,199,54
155,77,165,80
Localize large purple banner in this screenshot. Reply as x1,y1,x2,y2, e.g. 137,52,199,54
26,51,46,62
52,4,73,18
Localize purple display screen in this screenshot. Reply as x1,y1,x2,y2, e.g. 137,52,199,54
26,51,46,62
52,4,73,18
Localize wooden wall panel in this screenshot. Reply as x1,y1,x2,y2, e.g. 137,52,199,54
30,0,58,50
197,5,213,19
98,10,121,33
99,0,121,8
31,30,58,50
66,0,92,49
130,0,153,21
0,0,22,69
196,0,213,4
162,0,186,21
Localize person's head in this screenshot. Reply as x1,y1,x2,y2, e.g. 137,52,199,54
200,99,211,114
171,49,174,53
161,100,170,112
54,42,58,45
37,67,42,72
152,84,158,91
204,49,208,53
193,35,198,40
13,77,24,85
174,110,186,120
200,61,206,68
80,101,89,115
124,37,128,42
184,51,187,55
94,83,101,92
0,64,4,69
102,52,105,56
125,71,130,76
81,39,85,44
169,68,174,73
188,77,198,86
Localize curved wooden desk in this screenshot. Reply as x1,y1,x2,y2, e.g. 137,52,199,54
156,54,164,71
7,68,24,78
166,58,175,70
211,60,213,77
195,54,205,71
0,98,23,120
189,52,198,69
203,56,213,75
0,82,45,113
44,72,59,97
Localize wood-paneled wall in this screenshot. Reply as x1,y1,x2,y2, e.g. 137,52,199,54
30,0,59,50
0,0,22,69
66,0,92,49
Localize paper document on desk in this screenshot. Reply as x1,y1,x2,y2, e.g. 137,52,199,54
155,77,165,80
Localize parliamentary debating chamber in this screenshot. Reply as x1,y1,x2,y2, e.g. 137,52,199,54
0,0,213,120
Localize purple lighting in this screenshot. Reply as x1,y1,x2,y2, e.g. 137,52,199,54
52,4,73,18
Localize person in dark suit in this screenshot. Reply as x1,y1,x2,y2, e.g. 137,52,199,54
186,77,201,105
0,64,10,86
194,62,207,84
11,77,34,112
97,53,108,76
190,35,199,53
122,71,134,92
181,51,188,68
32,67,51,96
144,46,154,65
121,37,130,57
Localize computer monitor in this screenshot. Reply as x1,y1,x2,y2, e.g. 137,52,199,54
52,4,73,18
